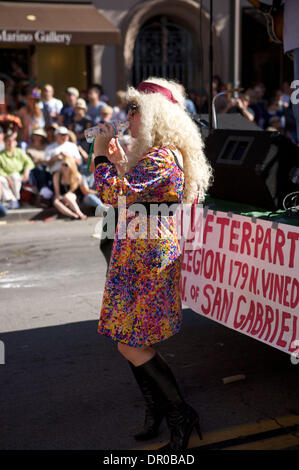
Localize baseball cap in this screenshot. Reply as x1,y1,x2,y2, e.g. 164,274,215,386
66,87,79,98
101,105,113,114
75,98,87,110
32,128,47,138
55,126,69,136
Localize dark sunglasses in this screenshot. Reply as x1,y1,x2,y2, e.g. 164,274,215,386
127,102,139,116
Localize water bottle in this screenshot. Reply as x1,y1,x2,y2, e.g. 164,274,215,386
84,121,129,143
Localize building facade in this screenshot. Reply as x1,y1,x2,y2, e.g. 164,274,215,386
0,0,293,106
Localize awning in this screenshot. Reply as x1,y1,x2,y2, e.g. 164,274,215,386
0,1,121,46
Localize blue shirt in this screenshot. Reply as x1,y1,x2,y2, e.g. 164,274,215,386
86,101,106,125
60,104,75,127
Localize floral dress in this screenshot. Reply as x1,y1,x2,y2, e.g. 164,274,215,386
94,145,185,347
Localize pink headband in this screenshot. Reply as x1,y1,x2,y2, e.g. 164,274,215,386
137,81,178,104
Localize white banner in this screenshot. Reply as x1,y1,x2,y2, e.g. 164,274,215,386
178,207,299,356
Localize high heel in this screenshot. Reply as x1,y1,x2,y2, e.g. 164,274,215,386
160,402,203,450
133,351,204,451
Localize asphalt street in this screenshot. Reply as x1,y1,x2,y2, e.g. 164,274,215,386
0,218,299,450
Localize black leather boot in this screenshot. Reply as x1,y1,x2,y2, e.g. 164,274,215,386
138,351,203,451
128,359,165,441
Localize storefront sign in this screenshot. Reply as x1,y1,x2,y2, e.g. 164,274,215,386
0,30,72,45
178,208,299,356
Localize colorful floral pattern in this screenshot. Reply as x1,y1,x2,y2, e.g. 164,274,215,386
94,145,185,347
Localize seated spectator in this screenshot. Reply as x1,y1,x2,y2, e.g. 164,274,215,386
185,95,197,115
17,88,45,143
45,122,59,144
112,90,128,121
274,89,289,111
100,105,113,124
213,75,225,93
79,172,108,214
266,116,283,132
69,98,92,153
44,126,82,175
86,86,106,125
27,128,52,192
253,82,267,106
178,84,196,115
195,88,208,114
52,154,87,220
0,126,4,151
0,132,34,209
26,128,47,164
281,81,292,107
263,97,284,129
225,93,255,122
58,87,79,127
41,84,63,126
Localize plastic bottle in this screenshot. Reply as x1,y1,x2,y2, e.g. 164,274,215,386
84,121,129,143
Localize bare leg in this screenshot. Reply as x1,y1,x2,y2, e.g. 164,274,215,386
117,342,156,366
53,198,79,218
62,193,87,220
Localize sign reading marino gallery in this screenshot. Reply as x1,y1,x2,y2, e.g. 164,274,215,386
0,30,72,45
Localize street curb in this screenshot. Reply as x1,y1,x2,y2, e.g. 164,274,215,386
1,205,96,224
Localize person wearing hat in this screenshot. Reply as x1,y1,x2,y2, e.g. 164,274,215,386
26,128,52,192
44,126,82,174
100,105,113,124
58,87,79,128
46,122,59,144
69,98,92,154
27,128,48,163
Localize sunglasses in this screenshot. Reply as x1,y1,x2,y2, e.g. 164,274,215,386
127,102,139,116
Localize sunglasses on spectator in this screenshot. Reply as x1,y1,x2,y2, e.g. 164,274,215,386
127,102,139,116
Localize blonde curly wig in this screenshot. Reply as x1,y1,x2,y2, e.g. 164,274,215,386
125,77,213,204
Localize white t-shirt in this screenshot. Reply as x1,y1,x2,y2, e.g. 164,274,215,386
41,98,63,116
44,141,82,173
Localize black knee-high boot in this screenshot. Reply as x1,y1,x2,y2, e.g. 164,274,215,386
128,359,165,440
134,350,203,450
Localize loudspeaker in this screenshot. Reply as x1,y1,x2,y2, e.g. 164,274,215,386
193,113,262,139
204,129,299,210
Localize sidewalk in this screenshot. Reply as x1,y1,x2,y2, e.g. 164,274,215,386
0,204,95,224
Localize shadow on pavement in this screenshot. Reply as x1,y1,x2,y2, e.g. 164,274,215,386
0,310,298,450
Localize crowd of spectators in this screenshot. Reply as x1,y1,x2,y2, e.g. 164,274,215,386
0,76,297,219
0,82,130,219
185,76,298,144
